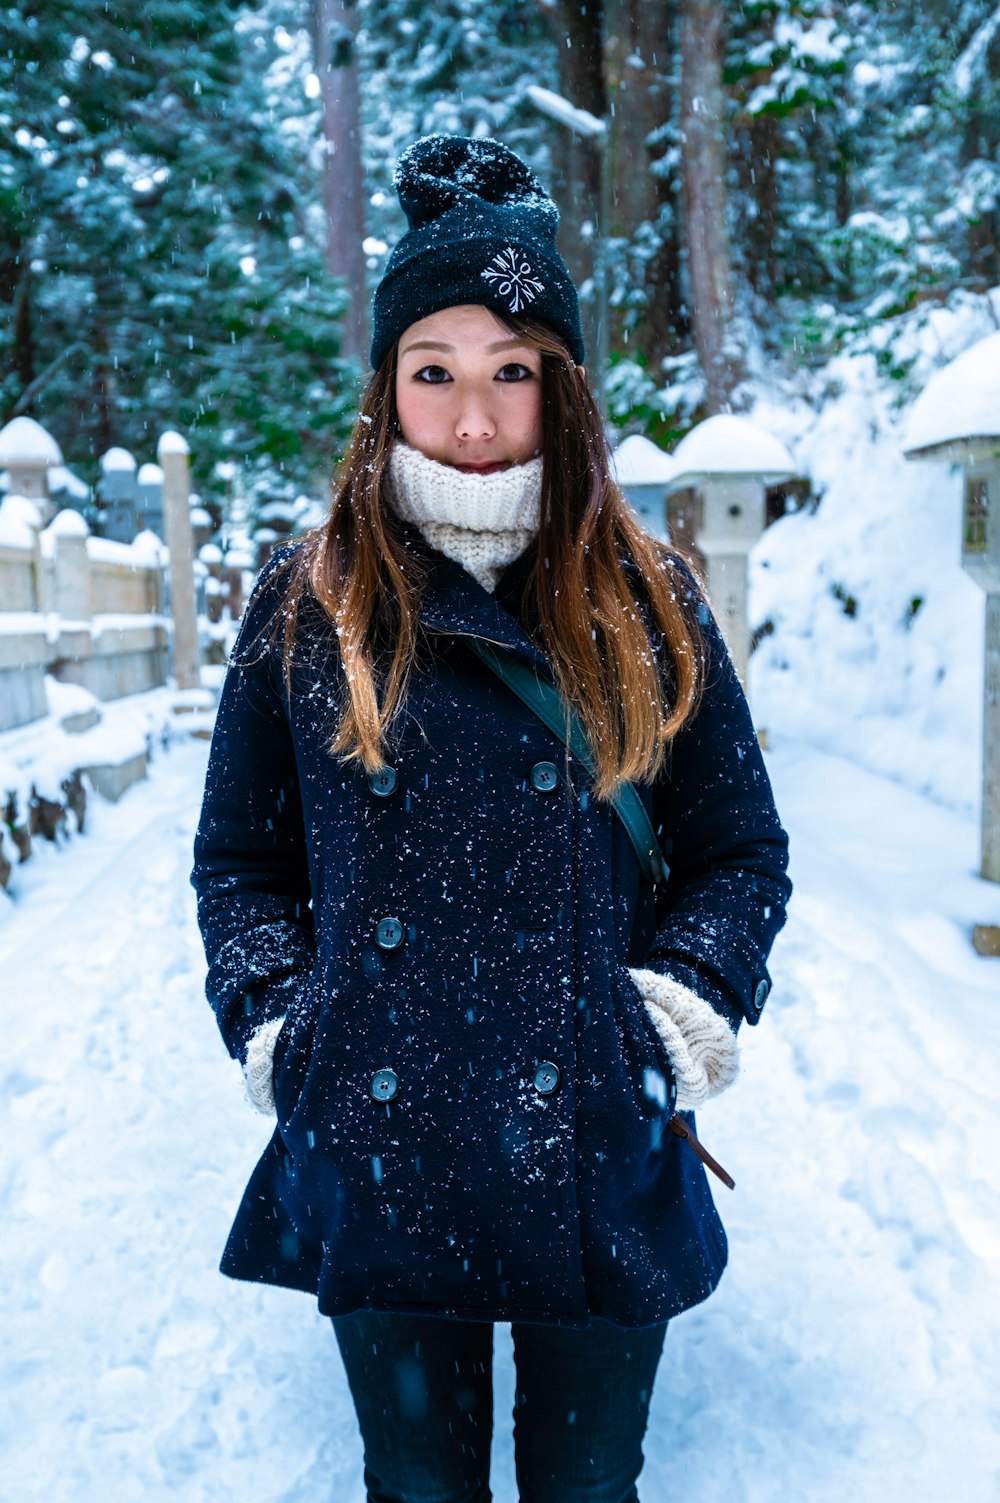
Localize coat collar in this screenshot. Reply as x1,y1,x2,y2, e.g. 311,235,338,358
406,526,553,675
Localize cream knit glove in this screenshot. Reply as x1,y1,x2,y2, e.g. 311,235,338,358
243,1016,285,1115
628,968,739,1110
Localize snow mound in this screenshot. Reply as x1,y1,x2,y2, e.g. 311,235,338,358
0,495,43,546
157,431,189,457
100,447,137,473
0,415,63,466
672,414,798,481
749,322,983,815
903,329,1000,455
48,466,90,500
45,676,101,719
46,508,89,538
612,434,678,486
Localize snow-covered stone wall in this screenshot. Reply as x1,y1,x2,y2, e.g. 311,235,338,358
0,503,169,733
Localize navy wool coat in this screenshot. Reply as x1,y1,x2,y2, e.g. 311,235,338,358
191,536,791,1328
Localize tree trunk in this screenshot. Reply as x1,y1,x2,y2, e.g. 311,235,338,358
679,0,744,412
313,0,368,364
603,0,682,368
603,0,669,234
91,305,117,461
739,112,779,304
538,1,606,369
833,128,854,300
962,91,1000,287
10,262,34,399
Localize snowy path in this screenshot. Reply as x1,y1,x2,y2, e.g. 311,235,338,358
2,736,998,1502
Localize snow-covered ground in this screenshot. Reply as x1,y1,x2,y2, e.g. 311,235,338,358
3,297,999,1498
2,722,997,1502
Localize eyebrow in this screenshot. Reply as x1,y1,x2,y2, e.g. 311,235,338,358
399,337,533,356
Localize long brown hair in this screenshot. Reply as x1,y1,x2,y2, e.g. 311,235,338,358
277,313,705,800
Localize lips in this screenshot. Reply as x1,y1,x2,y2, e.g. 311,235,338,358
454,462,509,475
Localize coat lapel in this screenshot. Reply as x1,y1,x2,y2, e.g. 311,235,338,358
413,532,553,677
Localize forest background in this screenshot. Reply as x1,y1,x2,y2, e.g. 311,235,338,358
2,0,999,530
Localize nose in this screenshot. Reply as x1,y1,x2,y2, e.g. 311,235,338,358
455,391,496,443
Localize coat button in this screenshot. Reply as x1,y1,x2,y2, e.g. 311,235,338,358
529,761,559,794
533,1061,561,1096
375,917,404,950
368,766,397,797
752,978,769,1010
370,1067,398,1102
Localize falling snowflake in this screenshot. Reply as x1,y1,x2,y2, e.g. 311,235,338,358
480,246,545,313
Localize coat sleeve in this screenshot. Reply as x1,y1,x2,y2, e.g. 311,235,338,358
191,552,317,1063
644,575,792,1033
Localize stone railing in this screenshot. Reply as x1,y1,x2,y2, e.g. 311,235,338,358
0,499,168,733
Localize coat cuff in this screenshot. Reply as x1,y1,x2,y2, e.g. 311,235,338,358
628,967,740,1111
204,922,316,1063
243,1016,285,1115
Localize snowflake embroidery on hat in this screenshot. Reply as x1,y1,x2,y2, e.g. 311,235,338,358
480,246,545,313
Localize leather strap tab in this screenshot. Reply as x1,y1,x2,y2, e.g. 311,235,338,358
669,1113,735,1190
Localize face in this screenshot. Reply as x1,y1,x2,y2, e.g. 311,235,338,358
395,304,543,473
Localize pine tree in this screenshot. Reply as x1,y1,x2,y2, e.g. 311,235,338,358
0,0,355,517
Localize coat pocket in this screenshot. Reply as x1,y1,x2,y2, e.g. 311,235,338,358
272,975,321,1128
613,964,678,1117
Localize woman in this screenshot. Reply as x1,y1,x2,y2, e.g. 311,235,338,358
193,135,791,1503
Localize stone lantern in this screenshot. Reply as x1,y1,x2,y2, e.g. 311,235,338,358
904,328,1000,901
611,435,677,539
0,416,63,523
664,414,799,694
137,462,165,539
98,446,138,542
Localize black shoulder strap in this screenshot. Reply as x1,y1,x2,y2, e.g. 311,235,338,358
467,638,669,888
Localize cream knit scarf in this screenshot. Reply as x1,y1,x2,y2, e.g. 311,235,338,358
385,440,542,593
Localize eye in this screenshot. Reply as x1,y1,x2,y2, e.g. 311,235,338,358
413,364,452,384
496,362,534,382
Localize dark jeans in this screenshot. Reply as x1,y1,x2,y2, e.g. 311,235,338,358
332,1310,667,1503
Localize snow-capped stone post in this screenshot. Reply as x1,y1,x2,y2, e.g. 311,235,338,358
158,430,201,693
48,508,91,622
199,544,225,625
0,495,49,729
612,435,678,537
0,492,47,613
223,543,254,621
664,414,798,700
904,330,1000,897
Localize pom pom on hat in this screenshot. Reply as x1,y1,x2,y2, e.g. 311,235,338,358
370,134,584,370
394,135,560,231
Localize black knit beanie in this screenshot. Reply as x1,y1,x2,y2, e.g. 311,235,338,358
370,134,584,371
